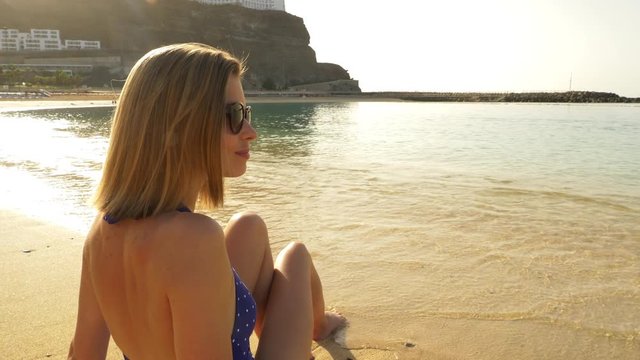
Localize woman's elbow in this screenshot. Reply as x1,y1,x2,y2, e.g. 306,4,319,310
67,340,76,360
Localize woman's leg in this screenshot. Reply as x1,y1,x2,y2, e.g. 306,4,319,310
224,211,274,335
256,242,346,359
255,242,314,358
225,212,346,359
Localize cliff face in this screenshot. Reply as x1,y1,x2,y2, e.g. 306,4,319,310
0,0,357,90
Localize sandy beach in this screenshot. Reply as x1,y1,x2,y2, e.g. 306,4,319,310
0,210,87,359
3,204,636,360
3,205,636,359
0,208,402,359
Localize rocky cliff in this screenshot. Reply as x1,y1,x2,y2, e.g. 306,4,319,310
0,0,358,90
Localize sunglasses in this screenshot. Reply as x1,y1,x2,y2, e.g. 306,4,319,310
225,102,252,134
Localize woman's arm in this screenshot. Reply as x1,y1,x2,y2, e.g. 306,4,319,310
68,245,110,360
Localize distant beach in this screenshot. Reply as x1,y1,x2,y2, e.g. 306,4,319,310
2,90,639,110
0,95,397,115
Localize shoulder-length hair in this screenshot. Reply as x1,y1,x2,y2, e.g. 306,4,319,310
94,43,244,220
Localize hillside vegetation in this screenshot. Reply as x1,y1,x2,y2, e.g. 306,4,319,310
0,0,355,90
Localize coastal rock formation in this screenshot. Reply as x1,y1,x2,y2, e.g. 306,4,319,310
0,0,359,91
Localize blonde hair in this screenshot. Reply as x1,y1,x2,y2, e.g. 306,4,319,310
94,43,244,220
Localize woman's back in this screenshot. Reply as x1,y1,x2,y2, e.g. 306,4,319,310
81,210,235,360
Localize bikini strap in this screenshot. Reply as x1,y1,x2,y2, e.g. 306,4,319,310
104,205,192,224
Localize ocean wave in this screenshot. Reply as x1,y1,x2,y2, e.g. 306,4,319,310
483,186,637,212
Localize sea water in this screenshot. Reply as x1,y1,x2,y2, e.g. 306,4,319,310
0,102,638,359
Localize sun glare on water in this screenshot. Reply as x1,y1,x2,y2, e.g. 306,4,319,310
0,113,105,232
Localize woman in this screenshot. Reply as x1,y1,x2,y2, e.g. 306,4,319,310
68,43,345,360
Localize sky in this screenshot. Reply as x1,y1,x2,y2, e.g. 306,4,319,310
286,0,640,97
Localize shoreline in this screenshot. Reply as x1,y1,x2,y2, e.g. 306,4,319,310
0,92,406,107
0,94,404,113
1,89,639,108
1,96,637,114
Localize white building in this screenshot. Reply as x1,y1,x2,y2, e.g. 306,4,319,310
0,28,100,52
30,29,60,40
0,29,20,51
65,40,101,50
192,0,285,12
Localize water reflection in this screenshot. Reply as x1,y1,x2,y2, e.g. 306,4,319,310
11,103,360,163
8,107,114,138
250,103,316,158
251,102,356,159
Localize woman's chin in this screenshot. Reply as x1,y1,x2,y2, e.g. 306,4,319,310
224,167,247,178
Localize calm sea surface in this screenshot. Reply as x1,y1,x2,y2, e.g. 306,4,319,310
1,102,639,358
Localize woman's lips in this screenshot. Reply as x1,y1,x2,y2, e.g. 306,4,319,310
235,150,250,160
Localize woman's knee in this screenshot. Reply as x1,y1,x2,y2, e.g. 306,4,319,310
275,242,311,272
228,211,265,229
226,211,268,239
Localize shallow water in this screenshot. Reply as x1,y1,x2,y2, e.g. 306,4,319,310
1,102,638,358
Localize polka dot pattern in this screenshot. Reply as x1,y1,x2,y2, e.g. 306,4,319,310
232,268,256,360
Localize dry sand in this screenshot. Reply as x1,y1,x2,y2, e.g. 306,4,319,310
0,210,100,359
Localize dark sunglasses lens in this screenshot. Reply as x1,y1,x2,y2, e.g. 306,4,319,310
227,103,251,134
231,108,244,133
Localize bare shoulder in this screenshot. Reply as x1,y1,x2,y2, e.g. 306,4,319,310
161,211,224,244
159,212,225,254
154,212,230,285
83,212,230,286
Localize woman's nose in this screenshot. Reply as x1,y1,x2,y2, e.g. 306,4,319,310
241,120,257,141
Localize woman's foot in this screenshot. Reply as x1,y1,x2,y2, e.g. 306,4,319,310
313,311,347,341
